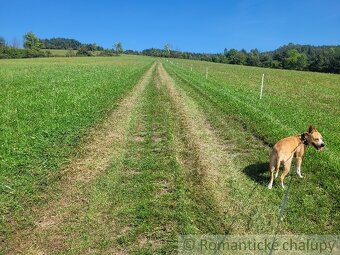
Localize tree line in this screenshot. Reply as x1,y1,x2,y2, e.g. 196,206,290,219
141,44,340,74
0,32,123,58
1,32,339,74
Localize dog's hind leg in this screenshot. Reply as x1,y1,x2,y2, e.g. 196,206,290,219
268,154,277,189
296,157,303,178
268,165,275,189
280,159,292,189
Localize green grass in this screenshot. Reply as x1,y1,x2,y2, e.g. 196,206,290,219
170,59,339,160
1,56,339,253
106,67,194,254
41,49,75,56
49,63,246,254
163,59,340,234
41,49,107,57
0,55,154,240
51,65,193,254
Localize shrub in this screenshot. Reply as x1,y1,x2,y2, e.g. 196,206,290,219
76,47,92,56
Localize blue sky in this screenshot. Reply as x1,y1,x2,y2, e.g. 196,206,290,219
1,0,339,53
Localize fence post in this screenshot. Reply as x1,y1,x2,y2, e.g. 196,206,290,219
260,73,264,99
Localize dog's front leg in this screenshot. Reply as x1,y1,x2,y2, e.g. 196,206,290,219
296,157,303,178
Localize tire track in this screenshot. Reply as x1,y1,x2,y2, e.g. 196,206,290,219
162,63,290,234
157,63,232,233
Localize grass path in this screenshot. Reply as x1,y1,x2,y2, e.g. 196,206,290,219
3,61,335,254
158,63,281,234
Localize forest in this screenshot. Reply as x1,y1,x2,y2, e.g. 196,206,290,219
142,44,340,74
0,33,339,73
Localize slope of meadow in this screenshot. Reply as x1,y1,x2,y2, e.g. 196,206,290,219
164,59,340,233
1,56,339,254
0,56,154,240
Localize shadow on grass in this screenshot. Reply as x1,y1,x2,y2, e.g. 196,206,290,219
243,162,269,186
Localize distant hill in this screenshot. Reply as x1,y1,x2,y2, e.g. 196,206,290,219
1,33,339,73
40,38,82,50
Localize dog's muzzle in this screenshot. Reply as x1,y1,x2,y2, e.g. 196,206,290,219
313,142,325,151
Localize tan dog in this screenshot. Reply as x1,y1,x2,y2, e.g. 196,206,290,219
268,125,325,189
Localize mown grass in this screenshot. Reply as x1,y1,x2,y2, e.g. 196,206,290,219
107,64,231,253
163,60,340,234
0,56,154,241
49,66,192,254
171,59,340,169
109,67,193,254
1,55,339,253
60,63,249,254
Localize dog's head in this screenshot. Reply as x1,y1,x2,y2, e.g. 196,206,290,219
304,125,325,151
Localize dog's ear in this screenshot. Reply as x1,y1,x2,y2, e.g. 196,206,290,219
308,125,316,133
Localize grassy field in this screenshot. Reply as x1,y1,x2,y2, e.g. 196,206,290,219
164,59,340,187
163,59,340,230
41,49,75,56
0,56,339,254
41,49,104,57
0,56,154,243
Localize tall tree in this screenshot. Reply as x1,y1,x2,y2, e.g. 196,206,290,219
247,49,261,66
284,49,308,70
23,32,42,50
327,47,340,73
164,43,171,56
114,42,123,55
227,49,246,65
